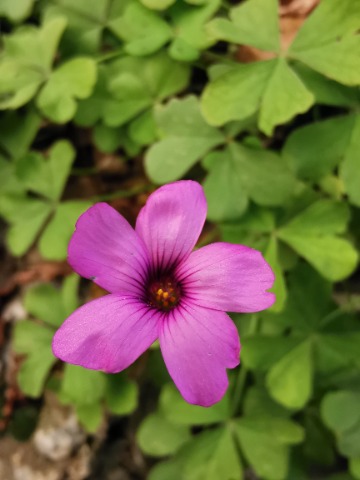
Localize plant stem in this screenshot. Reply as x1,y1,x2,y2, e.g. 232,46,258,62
231,314,259,417
202,51,236,65
93,184,152,202
71,167,99,175
96,47,125,63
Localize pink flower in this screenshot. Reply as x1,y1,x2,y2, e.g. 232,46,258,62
52,181,275,406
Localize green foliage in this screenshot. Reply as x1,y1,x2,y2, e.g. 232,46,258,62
2,0,360,477
235,415,304,479
201,0,360,133
13,275,80,397
0,140,92,258
12,275,138,432
278,200,358,281
0,0,35,22
242,264,360,412
146,96,225,183
37,57,97,123
203,141,298,221
67,371,139,432
160,383,231,425
0,17,67,109
137,412,191,456
322,391,360,459
145,382,304,480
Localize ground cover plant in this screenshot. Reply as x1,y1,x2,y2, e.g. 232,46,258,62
0,0,359,479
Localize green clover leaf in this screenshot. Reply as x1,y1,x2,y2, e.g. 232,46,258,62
0,140,92,258
37,58,97,123
0,17,67,109
12,275,80,398
201,0,359,134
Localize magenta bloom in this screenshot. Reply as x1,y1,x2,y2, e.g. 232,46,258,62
53,181,275,406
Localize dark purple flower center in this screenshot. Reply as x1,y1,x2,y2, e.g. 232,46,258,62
147,276,181,311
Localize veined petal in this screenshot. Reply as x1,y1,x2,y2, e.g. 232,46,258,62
177,242,275,313
159,301,240,407
68,203,150,295
52,295,160,373
136,181,207,272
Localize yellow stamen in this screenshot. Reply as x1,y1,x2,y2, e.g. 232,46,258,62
163,292,169,299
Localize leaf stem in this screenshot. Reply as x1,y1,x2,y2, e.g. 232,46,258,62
92,183,152,202
202,51,237,66
231,314,259,417
96,47,125,63
71,167,99,175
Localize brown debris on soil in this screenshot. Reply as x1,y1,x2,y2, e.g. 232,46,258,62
0,392,104,480
0,260,72,297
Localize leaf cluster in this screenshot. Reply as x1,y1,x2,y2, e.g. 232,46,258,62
0,0,359,478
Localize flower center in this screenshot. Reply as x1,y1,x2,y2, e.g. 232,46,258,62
147,277,181,311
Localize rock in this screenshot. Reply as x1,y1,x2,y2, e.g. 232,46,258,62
33,392,86,461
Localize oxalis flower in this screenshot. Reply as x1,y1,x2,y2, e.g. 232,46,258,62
53,181,275,407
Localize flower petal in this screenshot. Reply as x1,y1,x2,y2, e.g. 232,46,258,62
159,302,240,406
52,295,160,373
68,203,150,295
177,242,275,313
136,181,207,272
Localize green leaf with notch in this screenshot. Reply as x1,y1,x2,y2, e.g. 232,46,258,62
2,141,86,259
235,415,304,479
201,60,275,127
13,321,56,397
37,58,97,123
289,0,360,85
13,276,80,399
105,374,138,415
39,200,92,260
203,142,298,221
278,200,358,281
169,0,221,61
44,0,130,54
230,0,280,51
202,149,248,222
60,364,106,406
76,402,103,433
24,284,65,328
77,52,189,130
259,58,314,135
0,109,41,159
266,340,314,410
146,96,224,183
149,426,243,480
160,384,230,426
322,390,360,458
283,114,356,181
202,58,313,134
113,0,172,56
16,140,75,201
340,115,360,207
0,0,35,22
293,63,360,108
0,18,67,109
137,412,191,457
183,426,243,480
